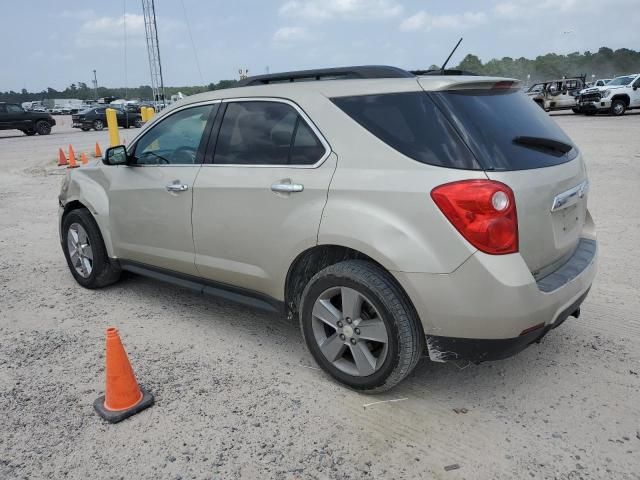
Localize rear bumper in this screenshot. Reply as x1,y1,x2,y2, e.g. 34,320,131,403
425,287,589,362
393,225,597,363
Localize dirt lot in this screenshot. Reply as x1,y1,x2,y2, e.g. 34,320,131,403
1,112,639,480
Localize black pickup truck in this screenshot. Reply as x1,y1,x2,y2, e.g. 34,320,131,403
0,102,56,135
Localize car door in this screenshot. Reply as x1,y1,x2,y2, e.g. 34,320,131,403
107,102,219,275
191,98,336,299
5,104,29,130
632,77,640,107
0,104,8,129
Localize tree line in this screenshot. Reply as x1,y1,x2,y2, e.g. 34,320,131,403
3,47,639,103
0,80,239,104
455,47,640,83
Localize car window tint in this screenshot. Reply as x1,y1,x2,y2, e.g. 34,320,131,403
132,104,215,165
332,92,480,169
290,119,325,165
0,105,6,113
432,89,578,171
7,105,23,113
214,101,325,166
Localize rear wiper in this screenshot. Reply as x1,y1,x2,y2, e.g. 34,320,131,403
513,136,573,155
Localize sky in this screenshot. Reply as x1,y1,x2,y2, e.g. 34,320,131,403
1,0,638,91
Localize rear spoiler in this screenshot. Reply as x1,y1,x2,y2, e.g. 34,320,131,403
418,77,521,91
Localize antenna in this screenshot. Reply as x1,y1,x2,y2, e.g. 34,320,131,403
440,37,463,74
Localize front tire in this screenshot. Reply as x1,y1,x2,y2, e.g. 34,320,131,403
610,99,626,116
24,129,36,136
93,119,105,131
61,208,121,289
300,260,423,393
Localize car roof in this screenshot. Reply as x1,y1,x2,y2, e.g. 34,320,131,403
169,74,518,111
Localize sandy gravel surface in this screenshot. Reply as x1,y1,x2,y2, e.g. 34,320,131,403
1,113,639,479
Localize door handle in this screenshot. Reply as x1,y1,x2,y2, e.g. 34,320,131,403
166,183,189,192
271,183,304,193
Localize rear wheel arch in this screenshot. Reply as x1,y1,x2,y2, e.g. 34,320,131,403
284,245,423,335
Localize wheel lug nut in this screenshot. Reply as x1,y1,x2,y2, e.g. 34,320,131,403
337,321,343,328
350,338,356,345
346,317,352,324
339,334,346,340
354,328,360,335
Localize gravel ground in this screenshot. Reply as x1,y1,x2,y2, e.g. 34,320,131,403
1,113,639,480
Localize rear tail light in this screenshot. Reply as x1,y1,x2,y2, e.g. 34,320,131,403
431,180,518,255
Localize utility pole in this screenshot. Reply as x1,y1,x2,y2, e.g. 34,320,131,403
142,0,165,109
92,70,99,100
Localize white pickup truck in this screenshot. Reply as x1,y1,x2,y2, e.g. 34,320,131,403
576,74,640,116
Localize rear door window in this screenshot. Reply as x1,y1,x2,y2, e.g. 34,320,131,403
331,92,480,170
213,101,326,166
431,89,578,170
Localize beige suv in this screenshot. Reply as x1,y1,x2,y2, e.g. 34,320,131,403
59,66,597,392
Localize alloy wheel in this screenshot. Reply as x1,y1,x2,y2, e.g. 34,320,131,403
613,102,625,115
311,286,389,377
67,223,93,278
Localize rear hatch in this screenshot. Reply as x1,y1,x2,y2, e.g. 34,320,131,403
423,78,588,277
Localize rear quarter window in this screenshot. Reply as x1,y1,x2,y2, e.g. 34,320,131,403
331,92,480,170
431,89,578,170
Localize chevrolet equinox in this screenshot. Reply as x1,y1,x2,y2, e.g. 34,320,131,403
58,66,597,392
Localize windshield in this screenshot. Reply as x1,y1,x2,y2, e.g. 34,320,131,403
607,76,635,86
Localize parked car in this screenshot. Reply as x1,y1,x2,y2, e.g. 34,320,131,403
48,107,63,115
592,78,611,87
576,74,640,116
525,76,586,112
58,66,597,392
72,106,143,131
0,102,56,135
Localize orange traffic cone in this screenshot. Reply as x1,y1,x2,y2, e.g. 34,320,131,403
94,142,102,158
68,145,78,168
58,148,67,166
80,152,88,165
93,327,154,423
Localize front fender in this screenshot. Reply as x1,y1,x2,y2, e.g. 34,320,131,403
59,167,115,257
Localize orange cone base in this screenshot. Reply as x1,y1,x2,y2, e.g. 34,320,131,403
93,387,154,423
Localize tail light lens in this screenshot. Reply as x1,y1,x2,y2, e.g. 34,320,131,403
431,180,518,255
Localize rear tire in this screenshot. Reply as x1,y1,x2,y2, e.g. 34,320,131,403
61,208,121,289
300,260,423,393
81,127,90,132
35,121,51,135
24,129,36,136
93,119,105,131
610,99,626,116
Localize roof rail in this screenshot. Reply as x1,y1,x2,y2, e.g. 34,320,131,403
237,65,414,86
410,69,478,76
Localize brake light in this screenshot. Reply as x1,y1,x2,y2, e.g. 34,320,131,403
431,180,518,255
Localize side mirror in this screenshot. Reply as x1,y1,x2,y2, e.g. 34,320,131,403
103,145,128,166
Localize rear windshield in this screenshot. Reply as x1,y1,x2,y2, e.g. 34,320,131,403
431,89,578,171
331,92,480,170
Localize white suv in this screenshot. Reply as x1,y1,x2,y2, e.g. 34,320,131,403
58,66,597,392
577,73,640,115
